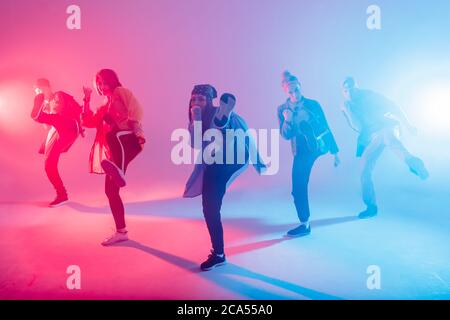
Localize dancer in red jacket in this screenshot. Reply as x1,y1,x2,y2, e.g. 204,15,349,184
82,69,145,246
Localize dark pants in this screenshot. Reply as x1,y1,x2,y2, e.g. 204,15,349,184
292,148,319,223
104,130,142,230
45,143,66,196
38,113,78,197
202,163,244,255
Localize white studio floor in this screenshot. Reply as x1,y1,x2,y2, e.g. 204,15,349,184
0,186,449,300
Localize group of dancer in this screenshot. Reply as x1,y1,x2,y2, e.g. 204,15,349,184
31,69,429,271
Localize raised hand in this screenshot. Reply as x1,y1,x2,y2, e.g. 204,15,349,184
283,108,293,122
83,86,93,99
191,105,202,121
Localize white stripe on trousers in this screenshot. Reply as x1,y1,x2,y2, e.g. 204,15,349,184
115,131,133,172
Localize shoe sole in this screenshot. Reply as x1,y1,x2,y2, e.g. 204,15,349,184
101,160,126,188
408,158,429,180
49,200,68,208
285,231,311,238
201,261,227,271
101,238,129,246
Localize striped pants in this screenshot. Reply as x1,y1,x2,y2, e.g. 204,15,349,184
104,130,142,229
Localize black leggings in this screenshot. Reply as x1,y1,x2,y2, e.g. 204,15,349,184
45,144,66,196
201,163,245,255
104,130,142,230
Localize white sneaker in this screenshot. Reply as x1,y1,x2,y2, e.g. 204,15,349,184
101,232,129,246
407,156,429,180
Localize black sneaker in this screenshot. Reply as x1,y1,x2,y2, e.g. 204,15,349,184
49,194,68,207
286,224,311,237
358,205,378,219
200,250,226,271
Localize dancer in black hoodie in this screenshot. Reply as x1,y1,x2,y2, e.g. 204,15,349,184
31,78,82,207
184,84,266,271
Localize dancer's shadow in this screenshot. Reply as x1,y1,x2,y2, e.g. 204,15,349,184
66,199,359,232
66,198,199,217
214,263,343,300
221,216,359,257
115,240,343,300
227,238,289,256
66,201,110,214
310,216,359,228
0,200,49,208
116,240,199,272
65,200,359,241
226,215,359,236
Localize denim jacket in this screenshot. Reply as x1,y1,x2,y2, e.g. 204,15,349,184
184,109,266,198
277,97,339,156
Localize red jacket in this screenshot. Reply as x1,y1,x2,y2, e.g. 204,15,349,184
82,87,144,174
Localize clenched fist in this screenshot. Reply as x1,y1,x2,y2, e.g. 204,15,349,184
191,105,202,121
283,108,293,122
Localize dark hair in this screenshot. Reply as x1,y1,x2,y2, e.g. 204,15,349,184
188,94,214,123
281,70,300,87
95,69,122,95
220,93,236,104
188,84,217,122
343,76,356,88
